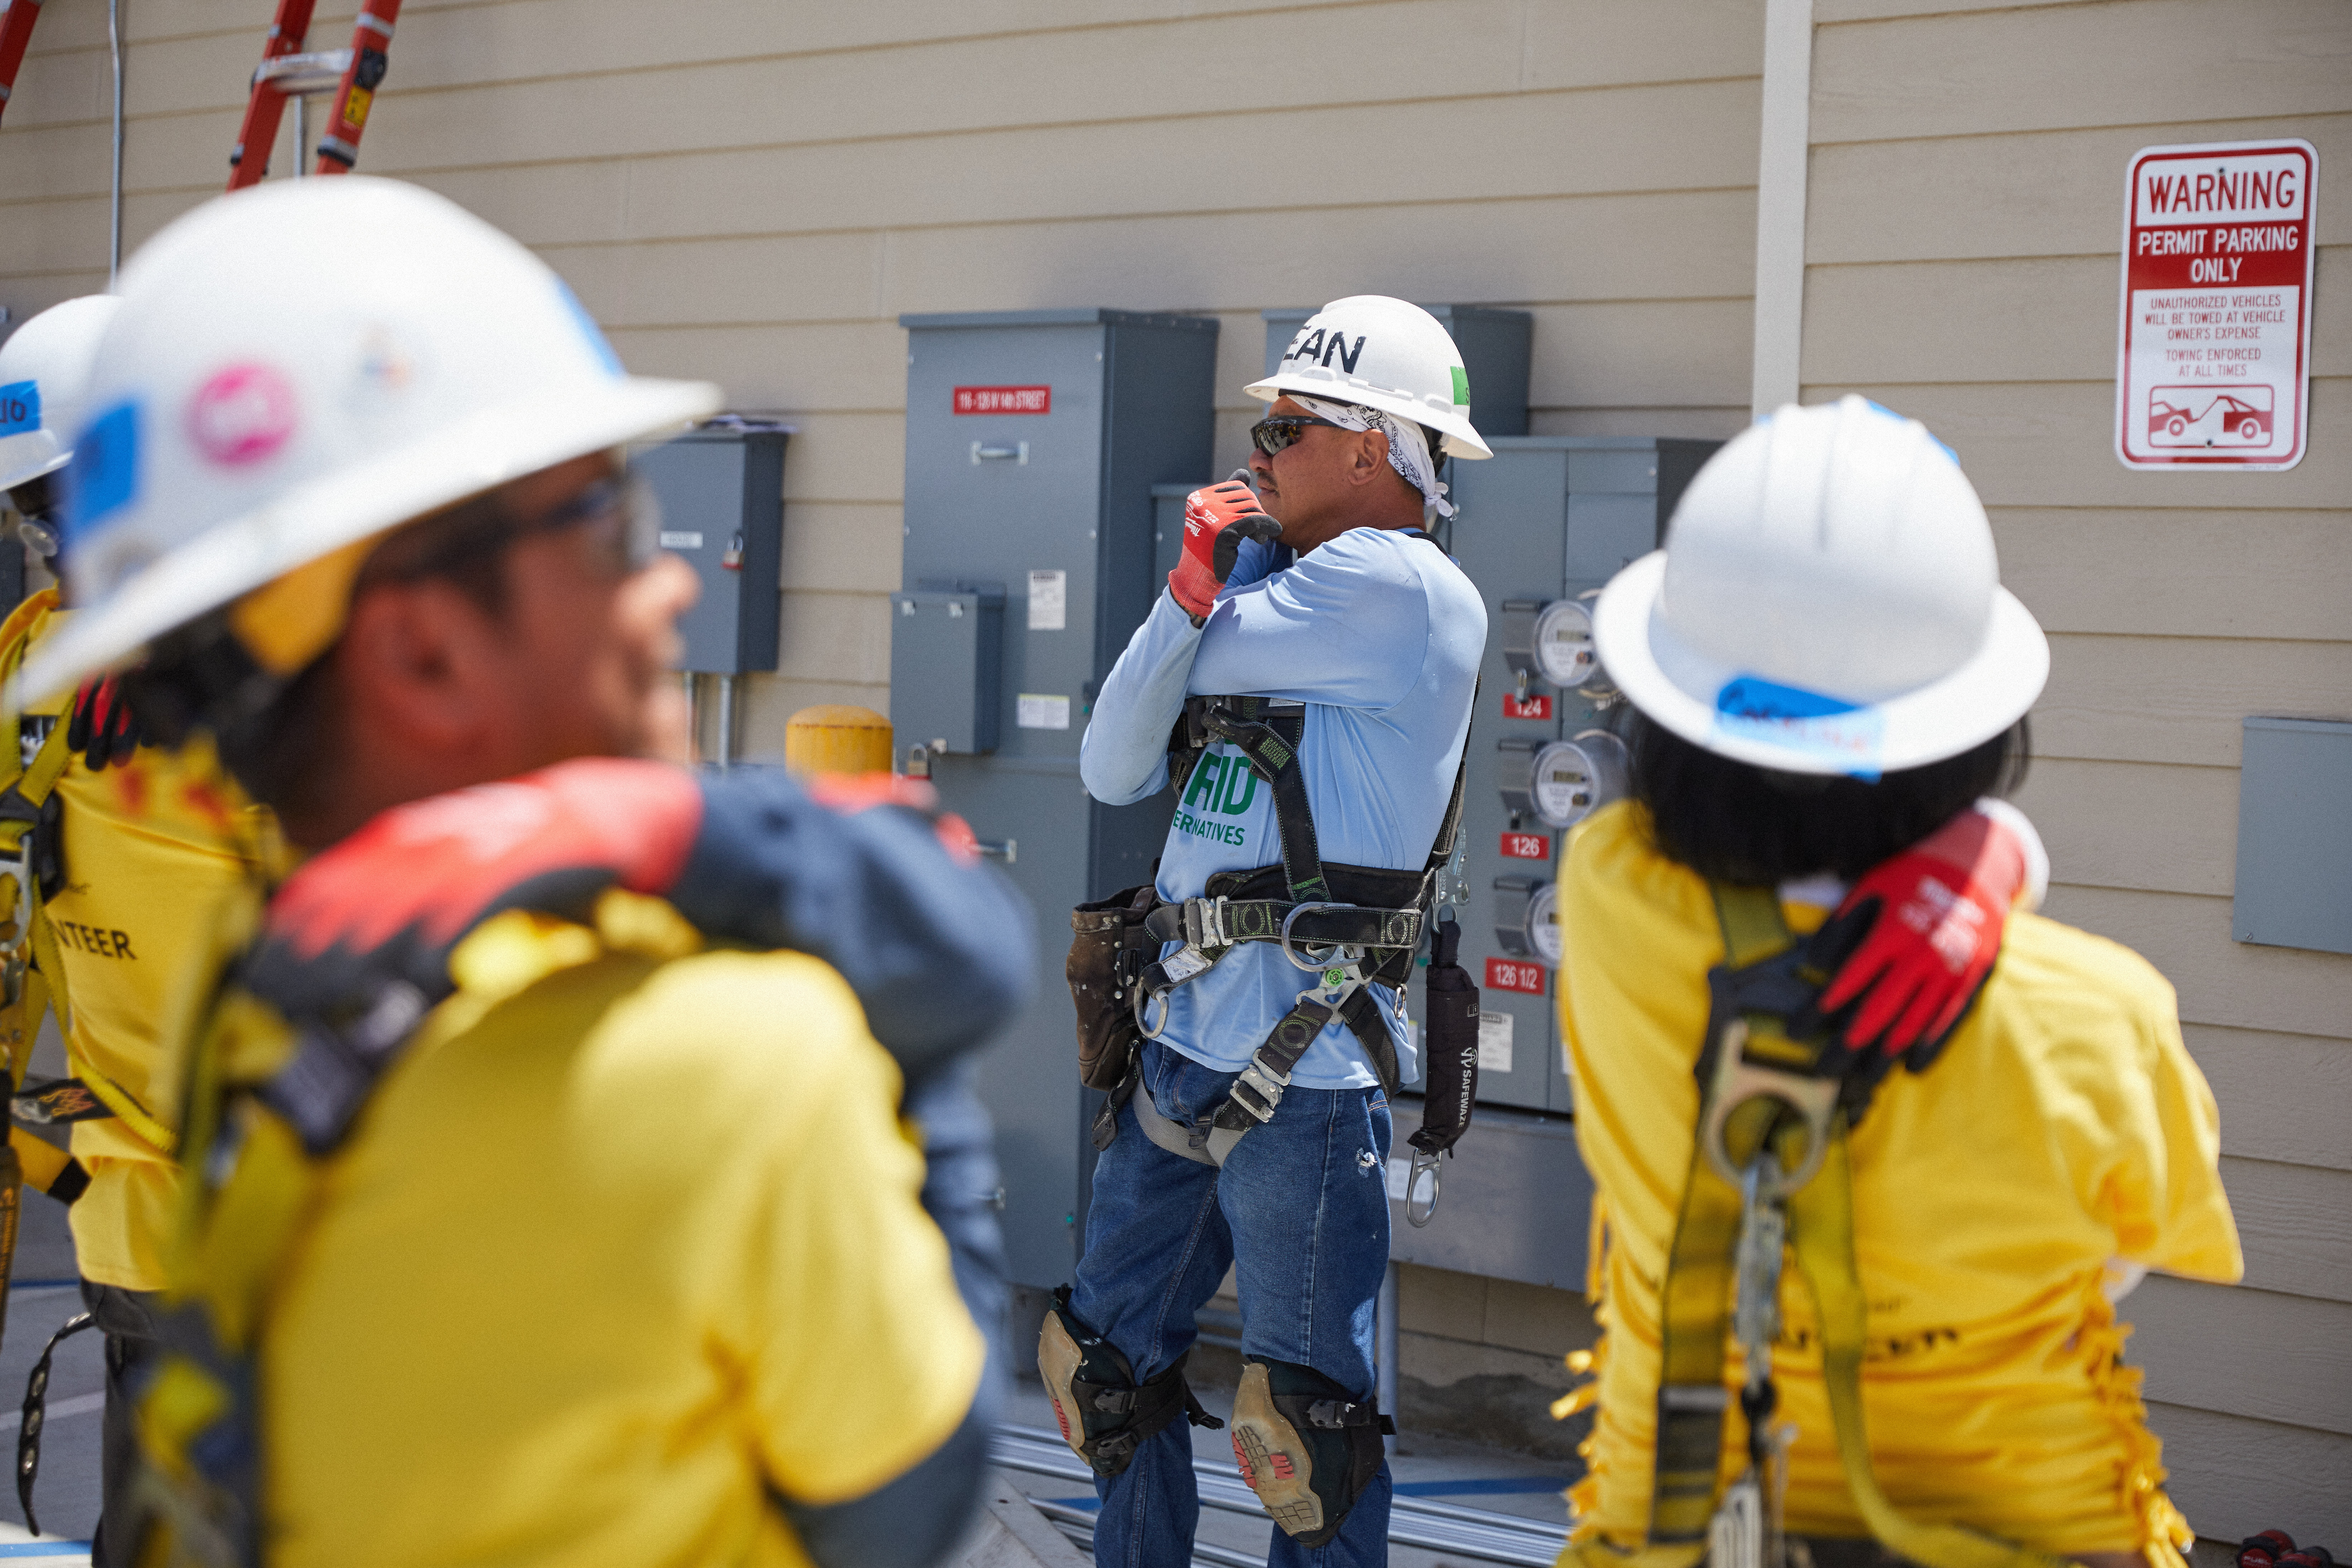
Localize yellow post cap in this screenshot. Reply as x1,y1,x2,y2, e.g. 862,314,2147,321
783,705,894,779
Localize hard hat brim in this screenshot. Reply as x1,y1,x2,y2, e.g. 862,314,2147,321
1244,373,1494,460
0,436,71,495
1591,550,2050,778
18,373,721,705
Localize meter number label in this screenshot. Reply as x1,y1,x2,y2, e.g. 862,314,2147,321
1501,692,1552,721
1485,957,1548,996
1500,832,1551,861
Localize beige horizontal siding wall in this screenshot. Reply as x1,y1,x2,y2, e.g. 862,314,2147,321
1803,0,2352,1540
0,0,1763,753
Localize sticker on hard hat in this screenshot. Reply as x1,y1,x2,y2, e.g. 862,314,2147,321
64,400,139,541
1710,675,1885,778
0,380,39,437
188,364,297,468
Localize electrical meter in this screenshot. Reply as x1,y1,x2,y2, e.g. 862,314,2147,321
1526,731,1630,830
1493,877,1564,963
1530,599,1599,690
1525,881,1561,964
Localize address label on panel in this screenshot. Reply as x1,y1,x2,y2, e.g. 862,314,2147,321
1017,693,1070,730
1028,570,1067,630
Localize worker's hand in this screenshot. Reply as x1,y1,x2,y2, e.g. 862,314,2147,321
65,674,142,771
1815,805,2029,1070
1168,480,1282,621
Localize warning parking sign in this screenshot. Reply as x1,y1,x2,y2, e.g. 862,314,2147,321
2117,139,2316,470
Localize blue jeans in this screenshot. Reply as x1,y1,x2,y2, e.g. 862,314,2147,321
1071,1036,1394,1568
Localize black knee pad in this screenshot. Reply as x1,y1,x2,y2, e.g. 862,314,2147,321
1228,1355,1392,1548
1036,1287,1220,1479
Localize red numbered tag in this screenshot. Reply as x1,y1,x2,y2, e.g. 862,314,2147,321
1501,692,1552,721
1500,832,1551,861
1486,957,1548,995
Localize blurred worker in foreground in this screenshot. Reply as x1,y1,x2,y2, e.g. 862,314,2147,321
24,176,1031,1568
1556,398,2241,1568
0,295,277,1563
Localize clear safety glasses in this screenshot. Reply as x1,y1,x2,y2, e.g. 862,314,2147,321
380,470,663,585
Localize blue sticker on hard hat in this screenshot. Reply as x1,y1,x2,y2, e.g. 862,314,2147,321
63,399,139,543
0,381,38,437
554,280,624,378
1711,675,1884,779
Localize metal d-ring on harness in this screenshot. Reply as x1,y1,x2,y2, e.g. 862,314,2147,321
1102,685,1472,1179
1601,884,2071,1568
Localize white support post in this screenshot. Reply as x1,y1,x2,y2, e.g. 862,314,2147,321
1751,0,1815,421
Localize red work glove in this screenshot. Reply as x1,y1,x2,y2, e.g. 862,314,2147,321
266,758,706,961
1816,804,2029,1067
1168,480,1281,621
65,673,143,771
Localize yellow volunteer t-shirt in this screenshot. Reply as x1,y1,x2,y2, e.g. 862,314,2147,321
258,904,985,1568
9,595,269,1291
1557,801,2241,1558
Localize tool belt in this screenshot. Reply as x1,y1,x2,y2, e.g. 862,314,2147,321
1067,689,1475,1176
1574,884,2067,1568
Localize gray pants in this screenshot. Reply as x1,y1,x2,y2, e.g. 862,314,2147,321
78,1281,158,1568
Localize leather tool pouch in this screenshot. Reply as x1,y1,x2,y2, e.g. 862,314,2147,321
1410,916,1481,1156
1067,883,1160,1090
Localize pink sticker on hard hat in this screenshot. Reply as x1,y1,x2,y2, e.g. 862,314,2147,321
188,363,297,468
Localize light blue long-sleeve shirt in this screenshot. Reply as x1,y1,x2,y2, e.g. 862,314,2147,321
1079,526,1486,1089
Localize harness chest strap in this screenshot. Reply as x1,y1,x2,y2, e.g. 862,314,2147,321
1122,683,1474,1168
1627,885,2068,1568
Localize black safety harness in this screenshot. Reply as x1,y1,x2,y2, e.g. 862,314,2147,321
1096,680,1472,1171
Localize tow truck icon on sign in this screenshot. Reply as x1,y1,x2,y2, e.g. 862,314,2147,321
2148,385,2274,448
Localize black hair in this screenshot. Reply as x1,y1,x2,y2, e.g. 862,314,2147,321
1626,705,2030,885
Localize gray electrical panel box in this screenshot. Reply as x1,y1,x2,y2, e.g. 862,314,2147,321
1263,306,1534,439
2233,716,2352,955
637,423,787,674
895,309,1219,1290
890,589,1006,757
1407,437,1719,1116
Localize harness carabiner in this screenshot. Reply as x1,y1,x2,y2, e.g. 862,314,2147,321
1403,1147,1442,1228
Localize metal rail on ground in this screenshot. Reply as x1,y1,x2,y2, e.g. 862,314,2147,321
991,1425,1568,1568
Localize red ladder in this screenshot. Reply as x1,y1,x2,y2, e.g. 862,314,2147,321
0,0,45,131
312,0,401,176
226,0,401,191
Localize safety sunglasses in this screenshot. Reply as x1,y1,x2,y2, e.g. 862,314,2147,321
1249,415,1351,458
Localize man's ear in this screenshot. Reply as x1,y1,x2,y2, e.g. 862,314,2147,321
1345,429,1392,488
335,580,505,751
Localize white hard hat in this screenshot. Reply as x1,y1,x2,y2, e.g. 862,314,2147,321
23,176,720,704
1591,396,2047,777
1245,296,1493,460
0,295,122,493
